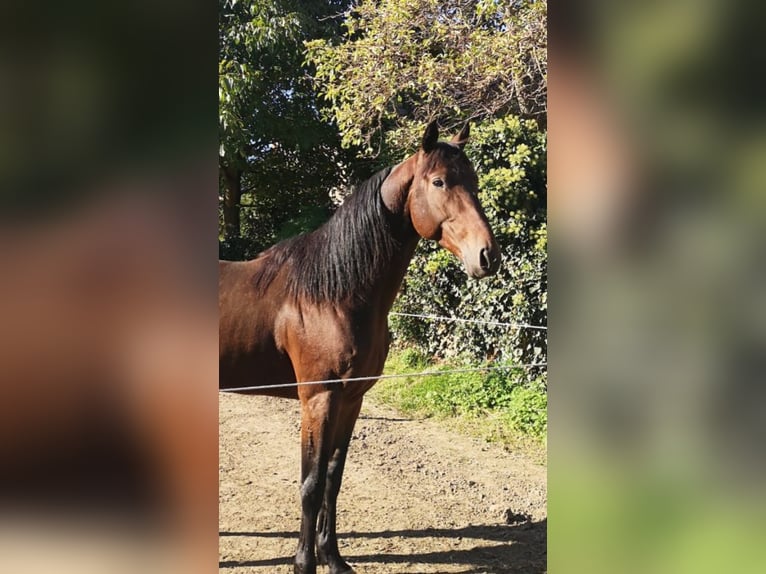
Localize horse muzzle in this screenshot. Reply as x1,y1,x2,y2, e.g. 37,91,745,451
465,242,501,279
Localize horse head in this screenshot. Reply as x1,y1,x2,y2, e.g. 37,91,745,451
401,121,501,278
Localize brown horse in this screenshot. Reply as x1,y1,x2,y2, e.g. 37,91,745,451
219,121,500,574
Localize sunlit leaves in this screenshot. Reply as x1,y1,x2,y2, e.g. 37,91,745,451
306,0,546,157
393,116,547,371
218,0,358,256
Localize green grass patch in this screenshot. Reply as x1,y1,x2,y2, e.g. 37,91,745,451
369,347,547,454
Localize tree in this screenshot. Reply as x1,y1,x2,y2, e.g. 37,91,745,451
219,0,355,258
306,0,547,368
392,116,547,368
306,0,546,157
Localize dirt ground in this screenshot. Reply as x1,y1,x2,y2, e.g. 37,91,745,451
219,393,546,574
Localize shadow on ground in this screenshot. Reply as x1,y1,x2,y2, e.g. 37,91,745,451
220,519,546,574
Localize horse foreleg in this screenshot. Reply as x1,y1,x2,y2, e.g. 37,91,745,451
295,390,340,574
316,398,363,574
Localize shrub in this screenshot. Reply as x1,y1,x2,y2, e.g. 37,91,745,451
374,350,547,441
392,115,547,374
505,378,548,438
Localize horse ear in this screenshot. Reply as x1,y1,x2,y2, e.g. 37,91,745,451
451,121,470,149
422,121,439,152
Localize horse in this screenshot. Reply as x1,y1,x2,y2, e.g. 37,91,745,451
219,121,500,574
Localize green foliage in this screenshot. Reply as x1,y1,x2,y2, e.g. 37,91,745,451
219,192,333,259
371,349,546,442
304,0,548,433
218,0,360,257
219,0,303,163
306,0,546,155
505,378,547,438
218,1,547,440
393,115,547,370
399,346,429,368
219,0,349,159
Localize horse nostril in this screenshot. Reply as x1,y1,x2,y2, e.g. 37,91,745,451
479,248,492,271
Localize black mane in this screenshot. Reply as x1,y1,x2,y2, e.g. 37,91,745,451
252,166,402,303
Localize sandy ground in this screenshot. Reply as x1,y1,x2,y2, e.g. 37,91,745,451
219,393,546,574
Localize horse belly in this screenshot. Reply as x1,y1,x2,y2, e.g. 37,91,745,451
219,309,298,398
219,335,297,398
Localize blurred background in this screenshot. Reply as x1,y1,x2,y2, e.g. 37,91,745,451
2,0,765,572
0,1,218,573
549,0,766,572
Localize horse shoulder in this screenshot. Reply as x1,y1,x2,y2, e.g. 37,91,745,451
277,304,356,374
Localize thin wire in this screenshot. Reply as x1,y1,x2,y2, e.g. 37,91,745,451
389,312,547,330
219,363,547,393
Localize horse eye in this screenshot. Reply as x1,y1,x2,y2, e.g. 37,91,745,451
432,178,444,188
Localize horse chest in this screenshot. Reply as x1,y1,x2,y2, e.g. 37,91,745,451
279,306,389,379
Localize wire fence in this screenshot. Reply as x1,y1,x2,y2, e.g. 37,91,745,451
219,362,547,393
389,312,547,330
218,311,547,392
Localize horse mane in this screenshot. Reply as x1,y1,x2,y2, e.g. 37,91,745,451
251,166,402,303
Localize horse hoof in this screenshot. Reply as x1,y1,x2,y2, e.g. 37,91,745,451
293,561,316,574
329,562,356,574
317,555,355,574
316,550,352,572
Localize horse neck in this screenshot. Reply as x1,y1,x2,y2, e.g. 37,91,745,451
367,225,419,314
365,156,421,313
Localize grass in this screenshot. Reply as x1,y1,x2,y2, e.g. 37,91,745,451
368,346,547,460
